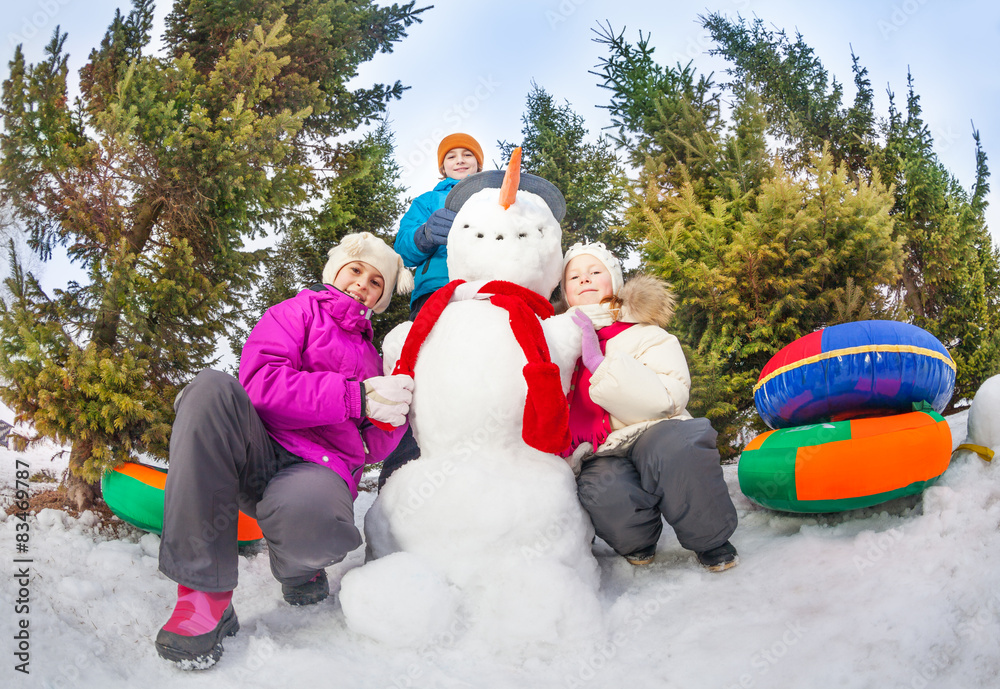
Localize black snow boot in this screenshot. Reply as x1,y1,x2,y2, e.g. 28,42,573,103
155,603,239,669
624,544,657,566
282,569,329,606
696,541,739,572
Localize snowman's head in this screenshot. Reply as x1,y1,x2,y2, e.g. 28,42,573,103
445,149,566,297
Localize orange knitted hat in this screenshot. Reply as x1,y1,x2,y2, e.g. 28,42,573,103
437,133,483,169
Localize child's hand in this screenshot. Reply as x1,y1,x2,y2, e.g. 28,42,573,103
572,310,605,373
363,374,414,427
414,208,457,252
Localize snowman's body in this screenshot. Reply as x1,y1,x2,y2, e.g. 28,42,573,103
405,298,580,456
340,175,602,648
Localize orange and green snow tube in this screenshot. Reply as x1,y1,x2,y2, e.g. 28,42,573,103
101,463,264,545
738,409,952,513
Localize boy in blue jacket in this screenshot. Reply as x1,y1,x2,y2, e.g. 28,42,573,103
380,134,484,487
393,133,483,317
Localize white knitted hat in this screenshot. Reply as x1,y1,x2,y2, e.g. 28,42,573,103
561,241,624,297
322,232,414,313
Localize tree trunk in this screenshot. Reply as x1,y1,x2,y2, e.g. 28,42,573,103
91,198,164,349
68,199,164,509
66,440,101,511
900,271,925,319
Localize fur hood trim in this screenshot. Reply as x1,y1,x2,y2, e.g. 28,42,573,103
618,274,676,327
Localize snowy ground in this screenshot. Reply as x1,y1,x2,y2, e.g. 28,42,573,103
2,408,999,689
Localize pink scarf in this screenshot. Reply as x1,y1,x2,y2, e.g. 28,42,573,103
563,321,634,456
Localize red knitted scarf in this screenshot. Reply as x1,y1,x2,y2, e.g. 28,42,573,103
390,279,570,454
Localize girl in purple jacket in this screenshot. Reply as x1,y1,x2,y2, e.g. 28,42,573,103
155,232,414,668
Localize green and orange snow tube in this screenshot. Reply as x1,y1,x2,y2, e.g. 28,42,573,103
738,409,952,513
101,463,263,545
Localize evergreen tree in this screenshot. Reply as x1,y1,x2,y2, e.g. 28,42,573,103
233,120,408,356
0,0,425,508
591,23,724,202
595,27,903,456
634,146,900,454
702,13,1000,406
498,82,633,259
598,19,999,453
872,85,1000,402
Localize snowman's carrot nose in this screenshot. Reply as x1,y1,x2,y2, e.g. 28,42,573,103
499,147,521,210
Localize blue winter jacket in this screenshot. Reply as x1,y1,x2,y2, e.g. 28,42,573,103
394,177,460,306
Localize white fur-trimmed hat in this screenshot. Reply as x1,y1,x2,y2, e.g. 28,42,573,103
322,232,414,313
561,241,624,296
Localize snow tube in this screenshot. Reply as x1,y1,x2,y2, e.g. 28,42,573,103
754,320,955,430
738,409,952,513
101,463,263,545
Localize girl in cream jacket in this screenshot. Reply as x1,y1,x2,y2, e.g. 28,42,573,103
561,242,739,571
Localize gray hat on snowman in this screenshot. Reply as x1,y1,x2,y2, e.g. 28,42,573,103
444,148,567,222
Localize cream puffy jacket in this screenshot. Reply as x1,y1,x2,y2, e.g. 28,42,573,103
571,275,692,459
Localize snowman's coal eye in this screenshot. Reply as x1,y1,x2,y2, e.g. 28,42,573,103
463,224,470,229
476,232,484,238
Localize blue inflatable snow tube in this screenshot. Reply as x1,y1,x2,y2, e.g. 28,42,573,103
754,320,956,430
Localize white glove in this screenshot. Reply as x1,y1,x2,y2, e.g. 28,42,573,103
363,375,414,426
564,443,592,477
450,279,492,302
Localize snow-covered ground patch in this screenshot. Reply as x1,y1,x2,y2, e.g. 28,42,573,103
2,410,999,688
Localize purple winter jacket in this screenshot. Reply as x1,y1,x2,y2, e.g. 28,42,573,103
238,285,407,498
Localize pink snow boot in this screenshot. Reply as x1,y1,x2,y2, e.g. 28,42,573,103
155,585,239,669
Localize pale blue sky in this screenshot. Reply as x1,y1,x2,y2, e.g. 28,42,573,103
3,0,999,257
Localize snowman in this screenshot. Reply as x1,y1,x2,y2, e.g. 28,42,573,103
957,374,1000,463
339,150,601,648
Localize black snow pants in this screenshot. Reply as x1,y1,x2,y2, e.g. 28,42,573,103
576,417,738,556
158,369,362,592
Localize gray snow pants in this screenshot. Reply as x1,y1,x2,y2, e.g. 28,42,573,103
576,417,738,556
158,369,362,592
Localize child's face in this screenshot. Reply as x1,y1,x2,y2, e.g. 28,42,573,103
440,147,480,180
333,261,385,308
564,254,614,307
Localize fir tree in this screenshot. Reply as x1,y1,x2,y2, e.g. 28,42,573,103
0,0,425,508
595,27,903,455
634,146,900,453
872,85,1000,402
233,120,408,356
702,13,1000,406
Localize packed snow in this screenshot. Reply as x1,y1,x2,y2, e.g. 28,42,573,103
2,401,999,688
